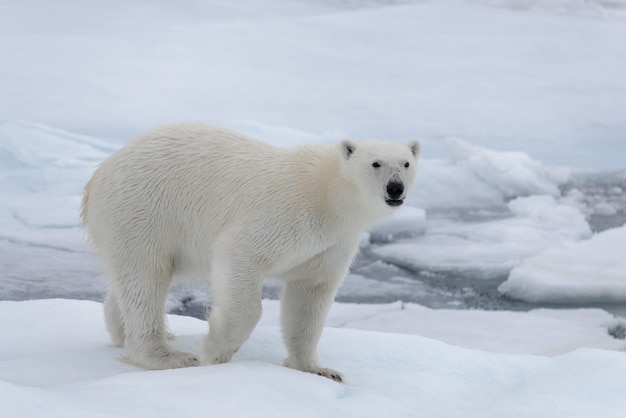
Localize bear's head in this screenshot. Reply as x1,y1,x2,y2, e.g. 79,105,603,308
339,139,420,213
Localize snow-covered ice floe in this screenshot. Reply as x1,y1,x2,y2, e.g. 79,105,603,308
409,138,571,210
0,121,118,251
371,194,592,277
500,224,626,303
369,138,592,278
367,138,626,307
1,299,626,418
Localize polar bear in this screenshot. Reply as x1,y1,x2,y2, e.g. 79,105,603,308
81,123,420,382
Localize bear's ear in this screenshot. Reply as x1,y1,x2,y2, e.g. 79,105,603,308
340,140,356,160
408,140,421,158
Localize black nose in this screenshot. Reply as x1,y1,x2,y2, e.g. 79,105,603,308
386,182,404,199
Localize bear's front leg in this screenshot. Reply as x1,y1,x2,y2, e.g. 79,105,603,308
281,280,343,383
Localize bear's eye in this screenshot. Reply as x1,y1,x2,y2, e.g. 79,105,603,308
372,161,381,168
404,162,410,168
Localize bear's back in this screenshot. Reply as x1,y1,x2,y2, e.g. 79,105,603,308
84,123,340,262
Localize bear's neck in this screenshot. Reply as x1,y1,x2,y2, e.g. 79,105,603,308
308,149,391,233
326,176,388,232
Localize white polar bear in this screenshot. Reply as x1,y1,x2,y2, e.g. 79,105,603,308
81,123,420,382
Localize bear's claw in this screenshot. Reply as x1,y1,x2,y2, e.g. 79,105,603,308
313,367,344,383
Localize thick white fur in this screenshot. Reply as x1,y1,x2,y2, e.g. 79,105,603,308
81,123,420,382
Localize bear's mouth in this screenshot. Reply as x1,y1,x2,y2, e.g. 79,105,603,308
385,199,403,207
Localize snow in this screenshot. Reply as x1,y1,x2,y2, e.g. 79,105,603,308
1,0,626,168
500,225,626,303
1,299,626,417
370,194,592,277
286,300,626,355
446,138,568,200
368,206,427,243
0,121,111,253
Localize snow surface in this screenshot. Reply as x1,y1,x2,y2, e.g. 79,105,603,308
370,193,592,277
2,0,626,168
2,299,626,418
500,224,626,303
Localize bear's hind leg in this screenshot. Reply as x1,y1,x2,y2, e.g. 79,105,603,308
112,264,199,370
